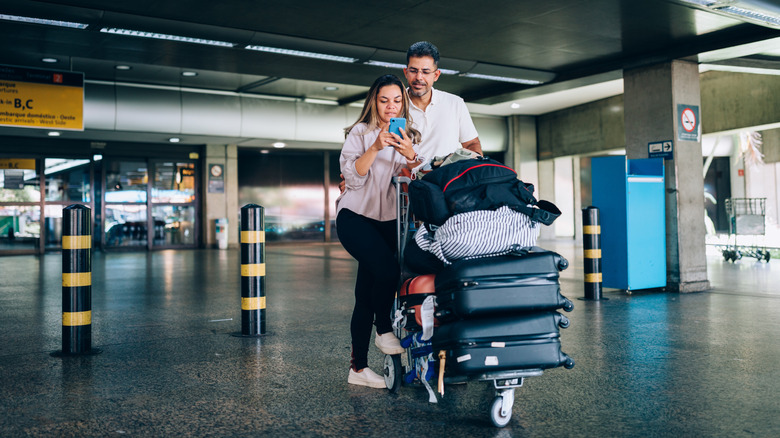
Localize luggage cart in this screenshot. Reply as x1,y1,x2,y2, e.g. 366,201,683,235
383,175,565,428
722,198,770,263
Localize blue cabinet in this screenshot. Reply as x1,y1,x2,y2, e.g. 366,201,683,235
591,157,666,291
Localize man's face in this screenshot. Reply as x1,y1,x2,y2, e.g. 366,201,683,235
404,56,441,98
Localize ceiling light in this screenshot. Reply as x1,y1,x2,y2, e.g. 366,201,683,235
41,57,58,63
260,150,270,154
460,72,543,85
168,137,181,143
115,65,132,70
303,98,338,105
0,13,89,29
680,0,717,5
719,5,780,26
48,131,60,137
323,86,339,91
245,45,358,63
272,142,286,148
101,28,235,47
510,103,521,109
678,0,780,28
363,60,459,75
364,60,407,69
93,154,103,161
181,71,198,77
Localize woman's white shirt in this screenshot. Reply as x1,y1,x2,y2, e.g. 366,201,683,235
336,123,409,221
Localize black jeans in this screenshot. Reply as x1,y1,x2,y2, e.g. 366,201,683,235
337,208,399,371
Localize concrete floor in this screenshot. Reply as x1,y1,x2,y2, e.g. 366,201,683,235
1,241,780,437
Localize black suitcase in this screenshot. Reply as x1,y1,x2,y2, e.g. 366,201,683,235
435,251,573,321
432,312,574,376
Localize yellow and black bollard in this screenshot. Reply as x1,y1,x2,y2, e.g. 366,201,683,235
239,204,266,336
58,204,100,355
582,206,605,301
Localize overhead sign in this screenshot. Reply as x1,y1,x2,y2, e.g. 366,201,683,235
648,140,673,159
677,104,699,142
0,64,84,130
0,158,36,170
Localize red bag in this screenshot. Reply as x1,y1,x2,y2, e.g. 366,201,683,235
399,274,439,330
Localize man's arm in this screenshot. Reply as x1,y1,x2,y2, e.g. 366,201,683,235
462,137,483,155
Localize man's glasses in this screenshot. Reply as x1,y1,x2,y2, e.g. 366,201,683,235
406,67,437,76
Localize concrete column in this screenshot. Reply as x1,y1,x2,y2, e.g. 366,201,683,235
203,144,239,249
509,115,539,187
510,114,557,241
537,160,556,241
573,157,583,244
554,157,575,238
624,60,709,292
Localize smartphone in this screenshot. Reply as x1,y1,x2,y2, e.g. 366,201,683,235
388,117,406,138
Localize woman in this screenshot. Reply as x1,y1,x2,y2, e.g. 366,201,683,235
336,74,422,388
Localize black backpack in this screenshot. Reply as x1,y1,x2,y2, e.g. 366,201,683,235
408,156,560,226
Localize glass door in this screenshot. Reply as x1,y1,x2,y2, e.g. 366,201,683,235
43,158,93,250
150,160,198,248
102,158,199,250
103,159,149,249
0,158,41,254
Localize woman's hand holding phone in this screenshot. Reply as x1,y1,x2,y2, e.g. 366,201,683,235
390,128,415,161
372,122,397,152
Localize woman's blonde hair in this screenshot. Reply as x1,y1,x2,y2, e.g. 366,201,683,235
344,74,421,143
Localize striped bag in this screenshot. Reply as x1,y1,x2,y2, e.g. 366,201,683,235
414,206,540,265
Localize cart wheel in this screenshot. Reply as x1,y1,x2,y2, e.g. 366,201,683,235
383,354,402,394
490,396,512,428
722,250,730,262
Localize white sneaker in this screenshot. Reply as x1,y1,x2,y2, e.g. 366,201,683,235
348,367,387,388
375,332,405,355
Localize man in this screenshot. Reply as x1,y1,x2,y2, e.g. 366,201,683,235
403,41,482,160
339,41,482,192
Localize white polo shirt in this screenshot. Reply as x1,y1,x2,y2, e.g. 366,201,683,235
408,88,479,161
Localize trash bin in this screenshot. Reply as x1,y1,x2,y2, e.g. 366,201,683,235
591,156,666,291
215,218,228,249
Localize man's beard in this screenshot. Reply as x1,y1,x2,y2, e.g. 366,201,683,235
409,84,429,97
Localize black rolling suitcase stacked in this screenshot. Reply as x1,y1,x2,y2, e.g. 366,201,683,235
432,249,575,378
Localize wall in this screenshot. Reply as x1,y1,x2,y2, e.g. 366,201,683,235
536,71,780,161
699,71,780,134
83,81,510,153
203,144,238,248
537,95,625,160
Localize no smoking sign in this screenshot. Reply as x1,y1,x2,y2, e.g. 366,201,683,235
677,104,699,141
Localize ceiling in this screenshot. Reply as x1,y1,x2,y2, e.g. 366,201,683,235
1,0,780,145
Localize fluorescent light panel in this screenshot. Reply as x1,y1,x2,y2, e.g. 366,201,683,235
364,60,406,69
246,45,358,63
679,0,780,27
0,13,88,29
460,72,543,85
363,60,459,75
101,27,234,47
720,6,780,25
680,0,717,6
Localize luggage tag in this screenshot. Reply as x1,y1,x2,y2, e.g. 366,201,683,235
392,307,406,331
420,295,436,341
